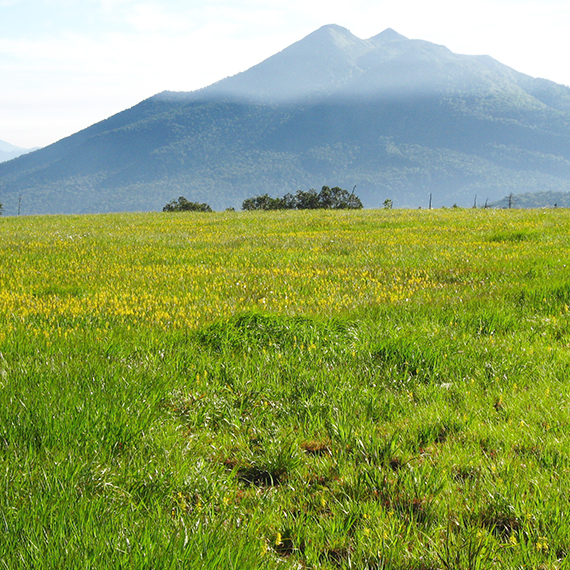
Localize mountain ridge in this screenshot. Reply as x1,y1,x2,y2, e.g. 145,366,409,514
2,26,570,215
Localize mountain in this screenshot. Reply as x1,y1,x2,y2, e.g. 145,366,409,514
3,24,570,215
0,140,35,164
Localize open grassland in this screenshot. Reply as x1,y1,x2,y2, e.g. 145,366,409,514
2,208,570,569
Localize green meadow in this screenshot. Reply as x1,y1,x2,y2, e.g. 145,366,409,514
1,208,570,569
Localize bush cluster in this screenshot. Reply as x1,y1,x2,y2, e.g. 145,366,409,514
242,186,363,211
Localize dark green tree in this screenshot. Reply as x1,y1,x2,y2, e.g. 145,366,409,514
293,189,320,209
242,194,286,211
163,196,213,212
318,186,363,209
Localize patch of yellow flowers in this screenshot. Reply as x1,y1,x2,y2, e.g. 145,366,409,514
0,208,567,335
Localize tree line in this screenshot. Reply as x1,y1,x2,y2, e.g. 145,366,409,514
242,186,362,211
163,186,363,213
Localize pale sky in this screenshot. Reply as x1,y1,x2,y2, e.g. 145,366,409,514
2,0,570,149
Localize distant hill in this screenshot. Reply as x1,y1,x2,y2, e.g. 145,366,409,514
3,24,570,215
0,140,35,164
494,190,570,208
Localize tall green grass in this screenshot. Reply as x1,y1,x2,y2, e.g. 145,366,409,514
1,208,570,568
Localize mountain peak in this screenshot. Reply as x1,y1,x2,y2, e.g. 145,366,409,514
299,24,364,51
314,23,352,34
202,23,370,103
370,28,408,43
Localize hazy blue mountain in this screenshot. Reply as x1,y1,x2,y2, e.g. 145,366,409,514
0,140,35,164
2,25,570,215
494,190,570,208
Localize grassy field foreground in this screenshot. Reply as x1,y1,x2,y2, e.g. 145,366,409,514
1,208,570,568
